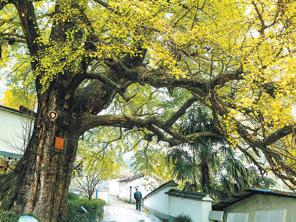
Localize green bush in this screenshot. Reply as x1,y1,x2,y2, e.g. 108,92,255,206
67,195,105,222
174,214,192,222
67,192,80,201
0,211,19,222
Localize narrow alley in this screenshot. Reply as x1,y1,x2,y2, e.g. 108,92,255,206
102,196,161,222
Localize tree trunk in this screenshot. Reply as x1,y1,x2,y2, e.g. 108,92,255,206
0,90,82,222
200,159,210,194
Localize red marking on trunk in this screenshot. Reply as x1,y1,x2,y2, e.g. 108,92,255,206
55,137,64,150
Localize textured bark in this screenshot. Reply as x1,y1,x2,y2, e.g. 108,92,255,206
2,69,117,220
200,159,210,194
1,1,295,220
0,88,86,221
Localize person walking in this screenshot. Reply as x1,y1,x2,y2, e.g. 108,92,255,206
134,188,142,211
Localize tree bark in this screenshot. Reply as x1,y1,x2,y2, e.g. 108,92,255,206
0,89,82,222
200,158,210,194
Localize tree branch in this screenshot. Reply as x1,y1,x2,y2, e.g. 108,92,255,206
79,114,223,146
92,0,108,8
210,90,296,186
164,97,198,127
13,0,41,55
0,1,12,10
121,65,244,96
85,72,126,98
262,125,295,146
0,33,26,44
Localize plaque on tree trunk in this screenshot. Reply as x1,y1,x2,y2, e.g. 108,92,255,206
55,137,64,150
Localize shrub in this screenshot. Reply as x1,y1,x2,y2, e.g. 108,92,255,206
67,192,80,201
67,196,105,222
0,211,19,222
174,214,192,222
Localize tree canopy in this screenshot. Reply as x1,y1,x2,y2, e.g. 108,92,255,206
73,136,121,200
0,1,295,218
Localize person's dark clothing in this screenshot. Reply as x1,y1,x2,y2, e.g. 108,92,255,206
134,191,142,211
136,200,141,211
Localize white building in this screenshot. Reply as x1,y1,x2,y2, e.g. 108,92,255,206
0,105,34,159
118,173,161,203
211,189,296,222
143,180,213,222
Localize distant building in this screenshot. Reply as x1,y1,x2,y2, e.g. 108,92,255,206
211,189,296,222
118,173,161,203
143,180,213,222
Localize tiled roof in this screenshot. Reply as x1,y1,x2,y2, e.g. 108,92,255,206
166,188,206,200
0,150,22,159
213,189,296,210
143,180,178,199
0,105,35,118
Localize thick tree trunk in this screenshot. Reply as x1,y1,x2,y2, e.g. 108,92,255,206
0,90,82,222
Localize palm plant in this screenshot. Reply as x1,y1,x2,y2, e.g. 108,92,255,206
167,106,270,198
167,106,221,193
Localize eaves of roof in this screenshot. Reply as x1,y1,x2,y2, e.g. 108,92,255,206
213,189,296,210
0,105,35,118
143,180,178,199
165,188,206,200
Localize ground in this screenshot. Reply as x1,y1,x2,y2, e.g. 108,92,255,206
102,196,161,222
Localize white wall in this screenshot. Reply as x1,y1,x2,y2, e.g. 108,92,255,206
144,186,213,222
108,179,120,196
118,176,160,203
118,181,131,201
0,108,34,155
143,186,173,216
96,191,110,204
168,196,212,222
224,194,296,222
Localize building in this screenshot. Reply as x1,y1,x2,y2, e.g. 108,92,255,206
143,180,213,222
0,105,34,173
143,180,178,219
211,189,296,222
118,173,161,203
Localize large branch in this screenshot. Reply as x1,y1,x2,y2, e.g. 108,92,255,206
262,125,295,146
85,72,127,99
92,0,108,8
0,1,11,10
210,91,296,186
164,97,198,127
13,0,41,55
210,91,295,147
116,64,244,96
0,33,26,44
79,114,222,146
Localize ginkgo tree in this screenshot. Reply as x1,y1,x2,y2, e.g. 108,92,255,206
73,138,121,200
0,0,295,221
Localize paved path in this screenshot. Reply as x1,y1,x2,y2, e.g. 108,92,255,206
102,196,161,222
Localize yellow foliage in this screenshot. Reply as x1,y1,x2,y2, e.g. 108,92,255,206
1,0,296,163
